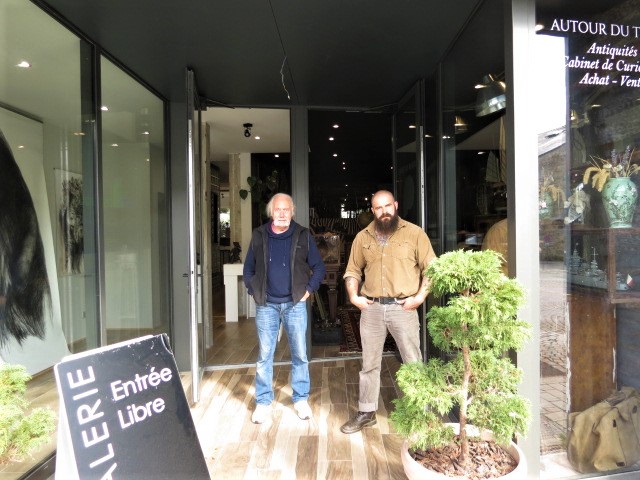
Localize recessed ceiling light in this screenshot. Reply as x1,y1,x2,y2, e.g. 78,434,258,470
111,143,119,147
342,162,346,165
329,137,334,141
254,136,261,140
17,145,25,149
101,105,109,111
333,153,338,157
16,60,31,68
73,132,85,136
333,124,339,129
146,158,150,162
443,135,451,139
141,131,150,135
478,151,485,155
274,154,279,158
409,125,416,129
345,184,348,187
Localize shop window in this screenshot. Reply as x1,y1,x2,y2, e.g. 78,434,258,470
536,0,640,477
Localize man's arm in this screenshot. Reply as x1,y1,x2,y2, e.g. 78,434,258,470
399,274,431,310
303,232,327,301
242,240,256,294
344,275,372,310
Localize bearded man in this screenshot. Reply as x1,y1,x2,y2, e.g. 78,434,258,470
340,190,437,434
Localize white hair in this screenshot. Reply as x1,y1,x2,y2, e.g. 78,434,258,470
265,193,296,218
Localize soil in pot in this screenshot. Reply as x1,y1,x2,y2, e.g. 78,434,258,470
410,436,518,479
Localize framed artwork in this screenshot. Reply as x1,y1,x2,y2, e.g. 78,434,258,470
54,168,84,275
0,105,69,373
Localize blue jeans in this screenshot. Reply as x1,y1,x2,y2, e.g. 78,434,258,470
255,300,309,405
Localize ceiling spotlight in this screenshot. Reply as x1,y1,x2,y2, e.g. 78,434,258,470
243,123,253,138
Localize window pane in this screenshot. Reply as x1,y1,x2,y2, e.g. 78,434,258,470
100,57,170,344
536,1,640,477
0,0,97,475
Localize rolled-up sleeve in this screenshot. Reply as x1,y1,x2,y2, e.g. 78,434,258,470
343,232,366,281
417,231,437,272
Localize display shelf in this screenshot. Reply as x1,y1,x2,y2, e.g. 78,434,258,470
570,226,640,304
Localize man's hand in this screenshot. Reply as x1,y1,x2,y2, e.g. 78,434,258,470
397,294,425,310
301,291,310,302
350,295,373,310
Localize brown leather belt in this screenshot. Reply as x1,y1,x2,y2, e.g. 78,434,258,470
366,296,406,305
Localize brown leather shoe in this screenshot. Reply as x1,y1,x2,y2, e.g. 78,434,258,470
340,411,377,434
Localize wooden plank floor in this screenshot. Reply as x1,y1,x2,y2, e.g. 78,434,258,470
191,356,409,480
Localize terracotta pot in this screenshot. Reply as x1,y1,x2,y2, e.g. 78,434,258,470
400,424,527,480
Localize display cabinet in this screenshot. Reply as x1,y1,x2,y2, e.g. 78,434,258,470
569,226,640,304
568,226,640,412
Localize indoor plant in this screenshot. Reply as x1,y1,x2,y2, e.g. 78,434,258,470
390,249,531,479
583,145,639,228
0,364,56,464
239,169,280,226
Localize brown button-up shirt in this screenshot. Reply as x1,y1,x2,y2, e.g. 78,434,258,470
343,218,437,298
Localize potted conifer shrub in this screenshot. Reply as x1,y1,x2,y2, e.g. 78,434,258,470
390,249,531,479
0,364,56,464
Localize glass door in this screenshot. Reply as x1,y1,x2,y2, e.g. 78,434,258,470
393,83,425,227
186,68,207,403
392,82,427,359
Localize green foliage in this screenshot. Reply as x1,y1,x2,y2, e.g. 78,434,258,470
0,364,56,464
239,170,279,223
239,170,279,204
390,249,531,458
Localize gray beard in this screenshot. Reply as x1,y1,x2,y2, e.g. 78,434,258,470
374,213,399,236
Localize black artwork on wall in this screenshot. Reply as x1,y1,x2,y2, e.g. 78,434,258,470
59,174,84,274
0,128,50,346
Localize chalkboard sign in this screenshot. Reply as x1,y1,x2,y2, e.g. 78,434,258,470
54,334,209,480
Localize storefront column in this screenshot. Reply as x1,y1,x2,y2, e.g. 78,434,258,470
506,0,541,474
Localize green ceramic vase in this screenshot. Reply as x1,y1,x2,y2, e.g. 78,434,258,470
601,177,638,228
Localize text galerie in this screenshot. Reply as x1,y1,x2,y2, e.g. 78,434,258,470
64,365,172,477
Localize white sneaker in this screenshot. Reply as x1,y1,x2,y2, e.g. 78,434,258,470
252,404,271,424
294,400,312,420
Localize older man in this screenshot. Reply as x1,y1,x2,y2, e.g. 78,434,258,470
243,193,326,424
340,190,436,434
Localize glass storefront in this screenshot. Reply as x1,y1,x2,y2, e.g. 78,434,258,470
536,0,640,477
0,1,169,477
8,0,640,478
